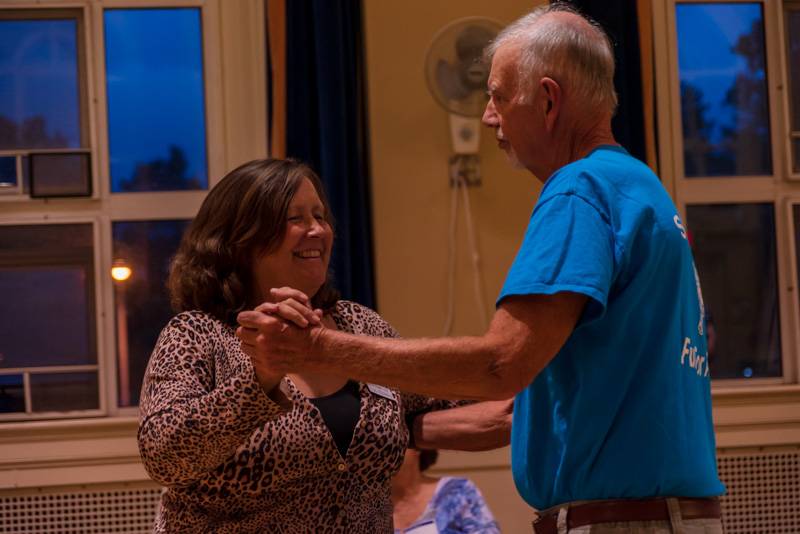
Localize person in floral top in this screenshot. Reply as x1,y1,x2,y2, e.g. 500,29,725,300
392,448,500,533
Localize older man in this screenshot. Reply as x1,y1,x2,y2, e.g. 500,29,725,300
238,4,724,532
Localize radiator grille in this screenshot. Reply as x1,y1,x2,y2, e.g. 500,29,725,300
718,449,800,533
0,488,161,533
0,450,799,532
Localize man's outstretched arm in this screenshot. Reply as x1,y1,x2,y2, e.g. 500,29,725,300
411,399,514,451
238,292,587,400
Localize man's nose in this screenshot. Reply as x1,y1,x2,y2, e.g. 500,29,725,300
482,99,498,127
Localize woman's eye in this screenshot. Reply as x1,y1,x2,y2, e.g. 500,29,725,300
288,216,303,222
314,214,324,221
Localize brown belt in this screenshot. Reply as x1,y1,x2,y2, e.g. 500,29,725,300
531,497,721,534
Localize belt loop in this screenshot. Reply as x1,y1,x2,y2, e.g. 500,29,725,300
666,498,686,534
556,506,569,534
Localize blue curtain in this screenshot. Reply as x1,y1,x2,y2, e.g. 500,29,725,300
571,1,647,164
285,0,376,308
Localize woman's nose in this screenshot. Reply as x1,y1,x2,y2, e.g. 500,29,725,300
306,218,324,236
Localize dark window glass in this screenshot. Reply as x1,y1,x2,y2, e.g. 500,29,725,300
794,139,800,174
794,205,800,313
30,372,98,412
677,3,772,177
104,8,208,192
0,18,81,150
0,374,25,413
687,203,781,379
0,224,96,368
29,152,91,197
787,10,800,132
0,156,16,189
112,219,190,406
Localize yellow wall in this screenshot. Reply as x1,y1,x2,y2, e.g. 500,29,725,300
363,1,546,530
364,1,544,336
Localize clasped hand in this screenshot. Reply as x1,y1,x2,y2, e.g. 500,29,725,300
236,287,324,388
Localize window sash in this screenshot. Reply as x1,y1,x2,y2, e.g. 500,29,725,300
0,217,107,421
653,0,800,386
783,2,800,179
0,7,96,201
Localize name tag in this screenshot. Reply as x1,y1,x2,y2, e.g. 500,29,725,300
406,520,438,534
366,383,396,402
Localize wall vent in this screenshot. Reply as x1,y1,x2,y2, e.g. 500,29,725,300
718,449,800,533
1,449,799,533
0,487,161,533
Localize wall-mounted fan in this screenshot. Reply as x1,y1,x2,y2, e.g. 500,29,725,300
424,17,501,335
424,17,501,155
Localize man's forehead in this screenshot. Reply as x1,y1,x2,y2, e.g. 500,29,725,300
488,44,521,86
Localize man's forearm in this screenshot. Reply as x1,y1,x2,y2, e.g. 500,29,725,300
307,329,523,400
412,400,513,451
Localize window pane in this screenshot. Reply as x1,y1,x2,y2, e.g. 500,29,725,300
0,224,96,368
794,138,800,174
104,9,208,192
112,219,190,406
0,18,81,150
0,374,25,413
686,204,781,379
677,3,772,177
30,372,98,412
794,205,800,313
0,156,16,189
787,10,800,131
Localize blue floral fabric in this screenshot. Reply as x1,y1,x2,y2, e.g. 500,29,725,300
397,477,500,533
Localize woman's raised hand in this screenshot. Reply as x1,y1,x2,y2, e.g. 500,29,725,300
254,287,323,328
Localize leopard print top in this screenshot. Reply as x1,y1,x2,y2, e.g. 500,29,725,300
138,300,458,533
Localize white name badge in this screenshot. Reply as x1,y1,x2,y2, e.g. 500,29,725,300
405,520,438,534
366,383,397,402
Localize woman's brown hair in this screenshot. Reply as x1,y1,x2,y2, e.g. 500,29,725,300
169,158,340,325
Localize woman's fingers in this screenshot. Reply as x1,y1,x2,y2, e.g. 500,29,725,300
255,298,320,327
275,301,313,327
252,287,321,328
270,287,310,305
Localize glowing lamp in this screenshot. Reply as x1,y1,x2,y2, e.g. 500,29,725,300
111,260,132,282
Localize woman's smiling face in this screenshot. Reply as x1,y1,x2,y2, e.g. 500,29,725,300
252,177,333,303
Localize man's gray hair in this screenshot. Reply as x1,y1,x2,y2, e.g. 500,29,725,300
486,3,618,114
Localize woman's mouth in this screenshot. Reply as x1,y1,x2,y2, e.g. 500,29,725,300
294,249,322,259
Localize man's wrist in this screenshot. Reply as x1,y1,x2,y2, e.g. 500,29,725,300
307,325,332,368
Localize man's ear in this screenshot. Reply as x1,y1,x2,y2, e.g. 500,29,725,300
540,77,561,132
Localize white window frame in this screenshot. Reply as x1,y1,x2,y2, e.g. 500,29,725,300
786,197,800,350
0,5,97,201
652,0,800,449
783,1,800,179
0,0,267,424
0,215,106,421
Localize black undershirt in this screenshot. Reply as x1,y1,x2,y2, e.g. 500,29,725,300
308,381,361,459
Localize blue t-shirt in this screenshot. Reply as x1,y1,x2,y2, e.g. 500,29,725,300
498,146,725,510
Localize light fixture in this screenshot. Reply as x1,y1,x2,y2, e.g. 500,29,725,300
111,259,132,282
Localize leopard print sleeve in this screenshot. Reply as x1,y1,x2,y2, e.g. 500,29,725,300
137,311,286,488
333,301,467,423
